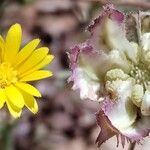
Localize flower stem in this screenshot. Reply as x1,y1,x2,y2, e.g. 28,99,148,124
129,142,136,150
0,123,14,150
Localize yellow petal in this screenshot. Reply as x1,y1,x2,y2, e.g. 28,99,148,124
6,100,22,118
14,38,40,66
5,85,24,108
22,90,38,114
20,70,53,82
0,35,4,44
17,47,49,75
15,82,41,97
0,35,4,62
19,55,54,78
4,23,22,63
0,89,6,109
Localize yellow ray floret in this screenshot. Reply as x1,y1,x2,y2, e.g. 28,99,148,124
0,23,54,118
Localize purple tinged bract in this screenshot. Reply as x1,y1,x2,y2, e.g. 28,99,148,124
68,4,150,148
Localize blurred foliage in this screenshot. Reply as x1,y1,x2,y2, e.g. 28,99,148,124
16,0,34,4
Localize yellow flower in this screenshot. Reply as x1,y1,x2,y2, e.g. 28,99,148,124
0,23,54,118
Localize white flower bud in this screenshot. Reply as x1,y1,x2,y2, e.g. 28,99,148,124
141,90,150,116
131,84,143,107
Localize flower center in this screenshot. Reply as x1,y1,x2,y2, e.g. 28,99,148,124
130,64,150,89
0,63,18,89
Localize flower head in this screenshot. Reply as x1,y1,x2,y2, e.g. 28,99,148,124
0,23,54,118
69,4,150,147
